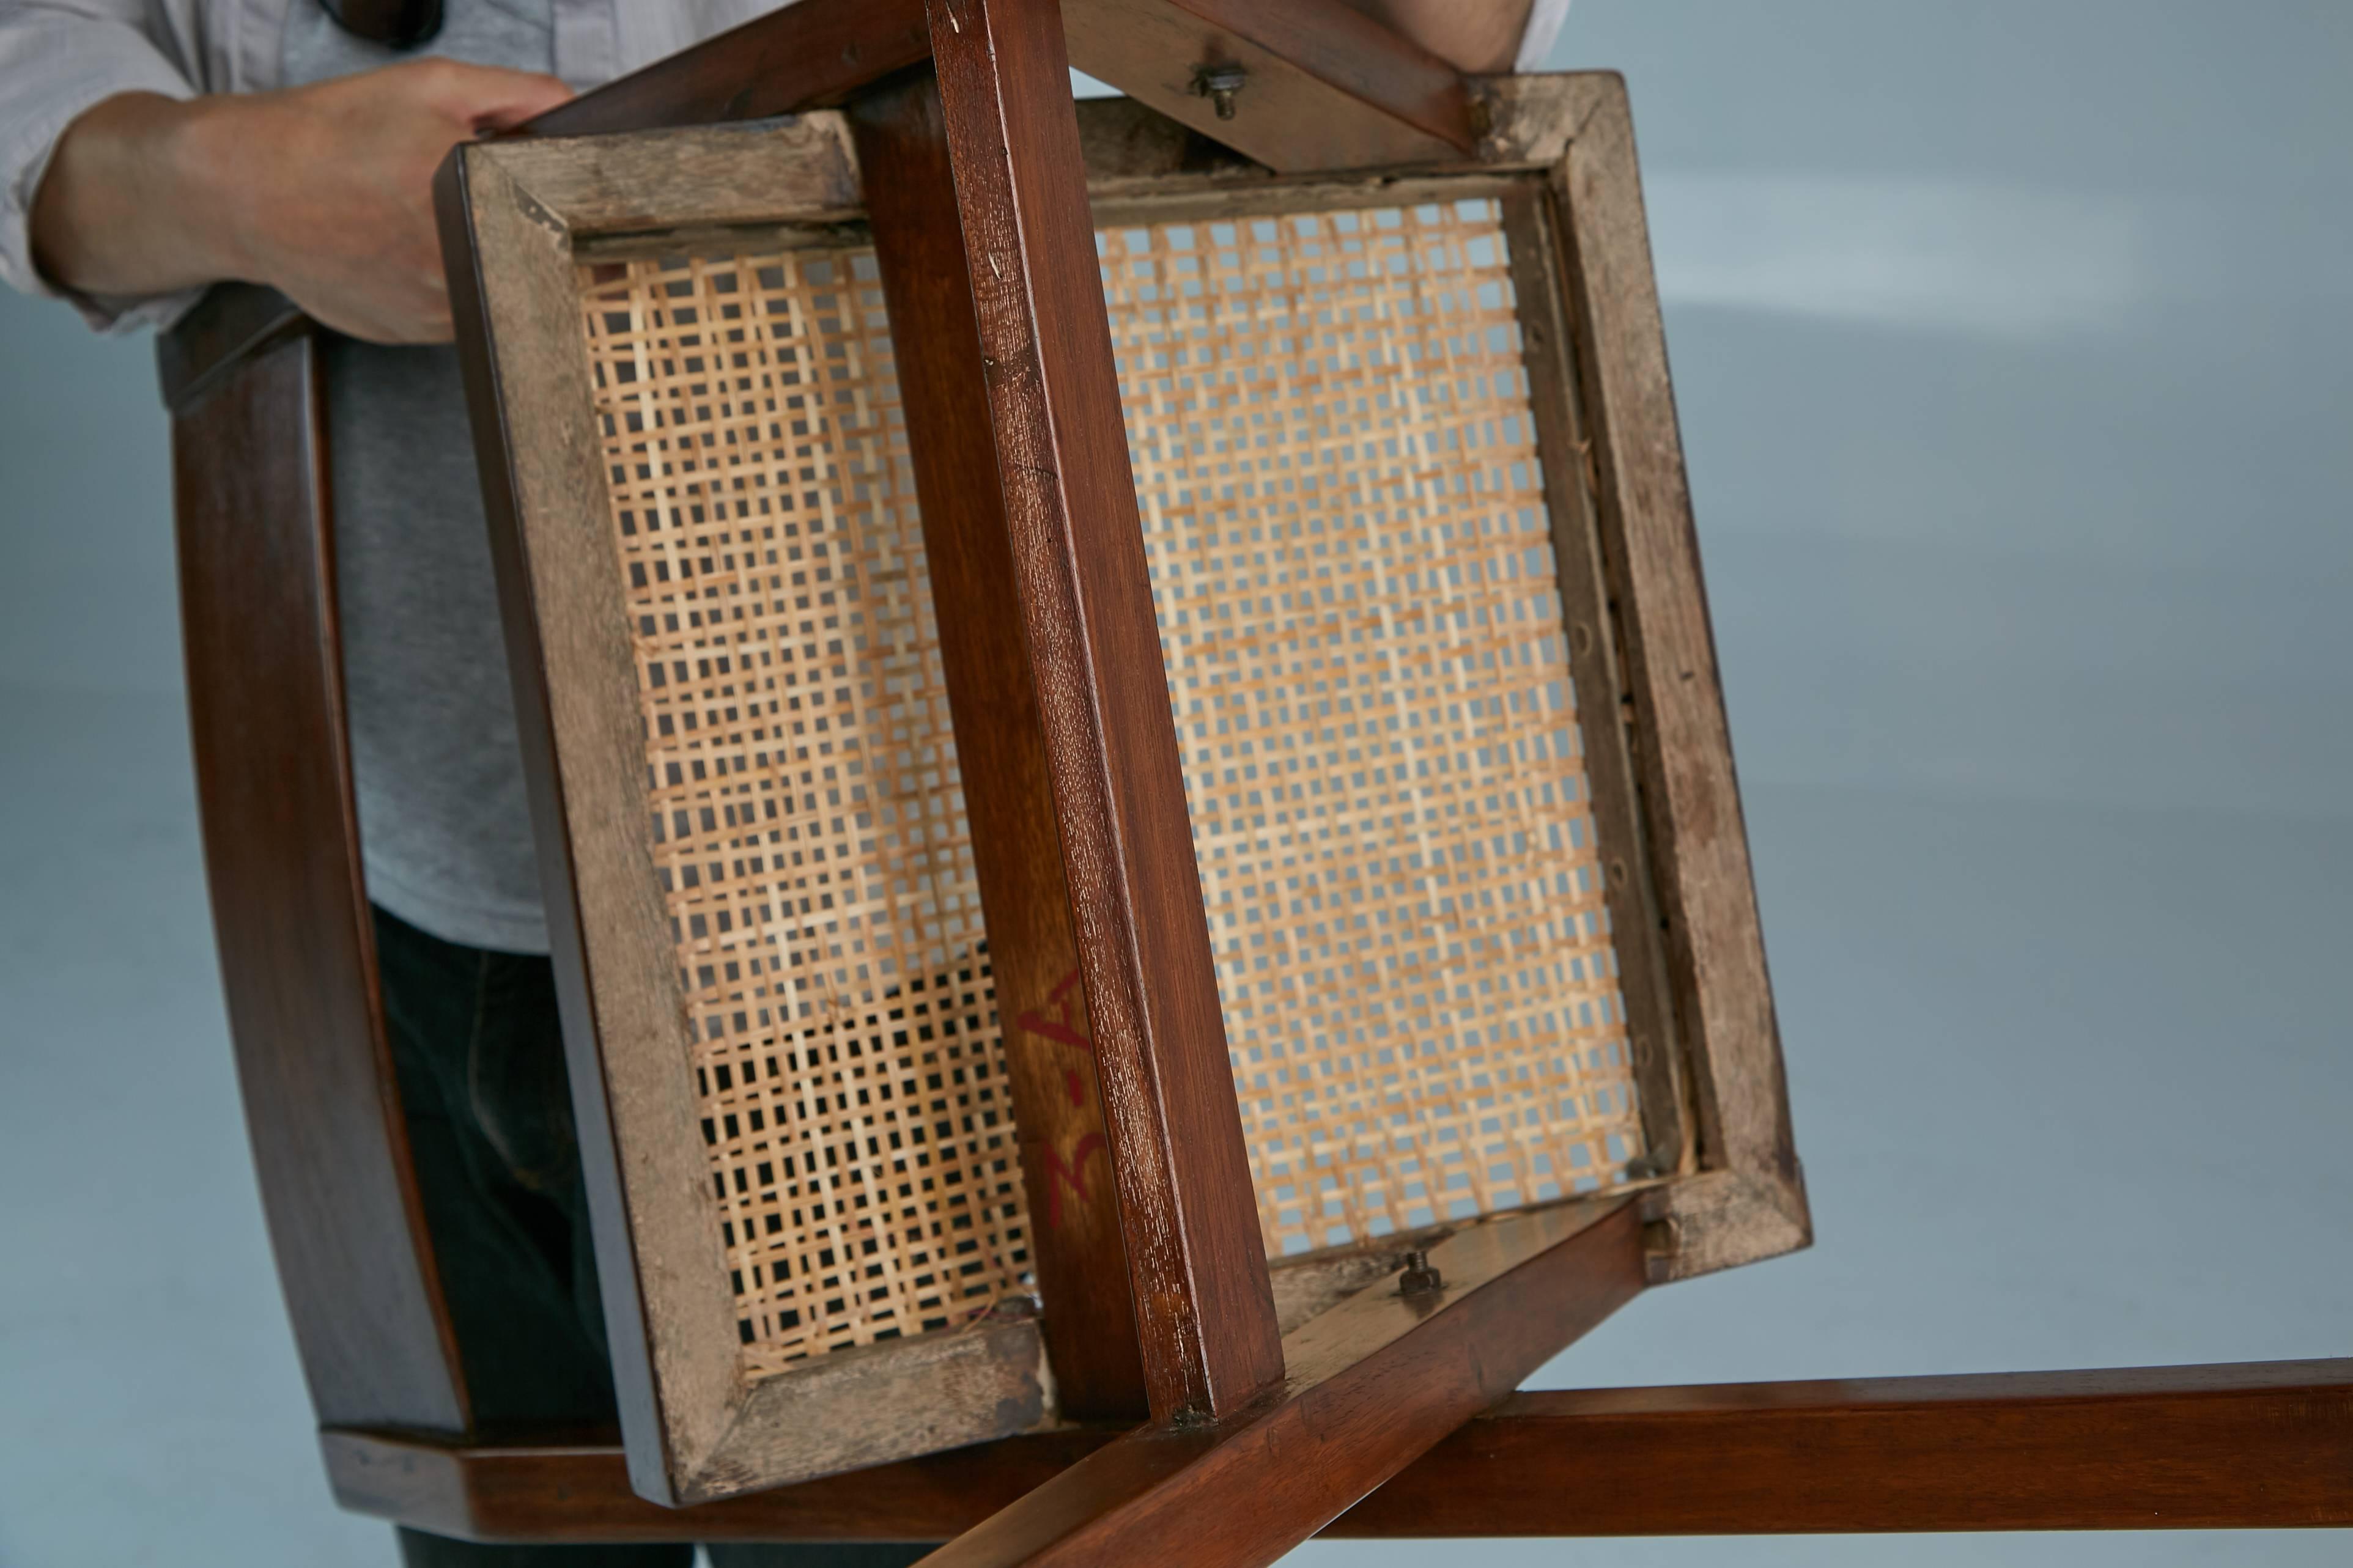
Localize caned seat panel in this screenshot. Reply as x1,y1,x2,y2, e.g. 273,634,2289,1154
1098,199,1647,1257
567,195,1647,1378
578,252,1030,1382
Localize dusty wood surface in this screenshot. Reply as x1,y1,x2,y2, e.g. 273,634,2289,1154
851,67,1149,1424
467,117,861,240
172,328,468,1432
924,0,1284,1424
440,142,731,1505
440,135,1058,1505
1501,182,1693,1181
1547,75,1809,1273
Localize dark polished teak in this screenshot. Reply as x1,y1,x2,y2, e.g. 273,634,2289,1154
158,0,2348,1561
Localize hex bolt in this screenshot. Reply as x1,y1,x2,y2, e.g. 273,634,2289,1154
1194,63,1249,120
1398,1249,1444,1297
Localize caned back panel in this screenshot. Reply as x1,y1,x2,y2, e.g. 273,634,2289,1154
1099,199,1646,1257
567,193,1646,1375
578,252,1030,1380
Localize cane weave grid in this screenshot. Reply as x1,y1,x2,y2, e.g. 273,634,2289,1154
577,250,1030,1378
1098,199,1648,1257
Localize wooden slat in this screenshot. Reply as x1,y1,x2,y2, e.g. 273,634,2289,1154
457,117,862,241
437,144,727,1505
327,1358,2353,1540
1499,183,1691,1182
328,1199,1645,1550
850,68,1149,1423
521,0,932,139
1345,1360,2353,1535
1546,73,1809,1273
1061,0,1471,172
324,1425,1108,1546
441,120,1062,1509
922,0,1284,1424
169,327,467,1433
156,282,306,415
515,0,1465,177
923,1199,1642,1567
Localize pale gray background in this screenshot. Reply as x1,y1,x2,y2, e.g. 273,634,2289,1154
3,2,2349,1564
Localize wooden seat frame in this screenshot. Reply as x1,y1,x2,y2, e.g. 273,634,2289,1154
159,0,2352,1559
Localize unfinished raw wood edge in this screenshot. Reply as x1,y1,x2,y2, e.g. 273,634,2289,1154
459,78,1619,268
919,1198,1644,1567
467,116,862,242
925,0,1284,1423
1551,76,1808,1263
1633,1170,1804,1284
694,1319,1053,1503
440,142,733,1507
1062,0,1467,174
1498,180,1692,1183
442,139,1058,1509
1468,71,1622,168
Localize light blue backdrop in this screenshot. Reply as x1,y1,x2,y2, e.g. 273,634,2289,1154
2,2,2348,1564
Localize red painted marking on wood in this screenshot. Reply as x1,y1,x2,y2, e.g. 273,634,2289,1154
1016,968,1092,1053
1040,1131,1107,1230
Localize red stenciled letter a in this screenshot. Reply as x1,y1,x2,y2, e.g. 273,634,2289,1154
1016,966,1091,1051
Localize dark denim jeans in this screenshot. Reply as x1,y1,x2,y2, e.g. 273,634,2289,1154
377,907,933,1568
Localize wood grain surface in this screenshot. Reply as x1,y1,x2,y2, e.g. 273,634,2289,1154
1548,75,1809,1272
328,1198,1646,1552
1348,1360,2353,1534
851,68,1150,1423
171,328,468,1433
923,0,1284,1423
329,1358,2353,1540
1499,184,1691,1180
442,133,1062,1504
522,0,933,139
1061,0,1470,172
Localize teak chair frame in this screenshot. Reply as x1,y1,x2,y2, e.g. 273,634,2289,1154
157,0,2352,1558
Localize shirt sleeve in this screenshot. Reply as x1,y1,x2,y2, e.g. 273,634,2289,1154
0,2,206,333
1515,0,1571,72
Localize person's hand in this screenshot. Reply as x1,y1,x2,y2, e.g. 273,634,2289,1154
32,60,572,344
199,59,574,342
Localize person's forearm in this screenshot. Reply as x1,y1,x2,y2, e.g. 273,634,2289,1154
24,61,570,342
29,90,252,299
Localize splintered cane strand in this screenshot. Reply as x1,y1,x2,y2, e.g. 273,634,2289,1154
571,196,1644,1377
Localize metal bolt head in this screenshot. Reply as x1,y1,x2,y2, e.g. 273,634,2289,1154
1398,1249,1444,1297
1194,63,1249,120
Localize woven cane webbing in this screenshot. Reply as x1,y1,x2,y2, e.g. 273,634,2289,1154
577,251,1030,1377
1098,199,1648,1257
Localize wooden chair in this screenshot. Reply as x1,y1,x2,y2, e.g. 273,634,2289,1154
159,0,2353,1559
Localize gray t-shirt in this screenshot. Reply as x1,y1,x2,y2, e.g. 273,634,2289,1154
284,0,565,952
